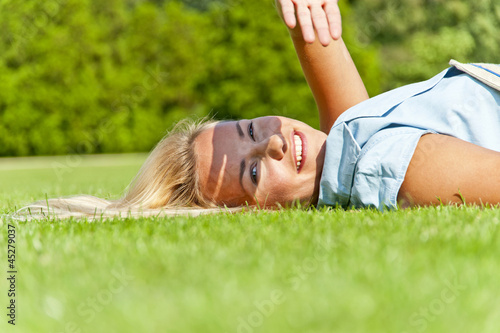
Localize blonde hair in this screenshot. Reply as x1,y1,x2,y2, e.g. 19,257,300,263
114,119,218,209
13,119,244,220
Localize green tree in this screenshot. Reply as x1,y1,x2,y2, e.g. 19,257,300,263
0,0,380,156
349,0,500,90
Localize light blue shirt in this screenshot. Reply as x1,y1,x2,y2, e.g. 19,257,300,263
318,65,500,210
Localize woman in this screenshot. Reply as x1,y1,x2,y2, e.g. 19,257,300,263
18,0,500,219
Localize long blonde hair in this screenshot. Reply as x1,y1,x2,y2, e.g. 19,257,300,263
14,119,244,220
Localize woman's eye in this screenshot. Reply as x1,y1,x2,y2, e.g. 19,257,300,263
248,122,255,141
250,164,258,185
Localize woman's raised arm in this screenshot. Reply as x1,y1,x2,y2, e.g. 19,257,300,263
276,0,369,133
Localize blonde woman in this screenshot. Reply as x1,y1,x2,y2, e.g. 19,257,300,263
19,0,500,219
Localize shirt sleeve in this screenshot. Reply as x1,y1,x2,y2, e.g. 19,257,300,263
349,127,436,210
317,123,361,209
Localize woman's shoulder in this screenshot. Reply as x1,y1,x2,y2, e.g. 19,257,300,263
335,66,454,124
335,60,500,125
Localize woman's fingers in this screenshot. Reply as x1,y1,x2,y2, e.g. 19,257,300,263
279,0,342,44
310,3,330,46
324,0,342,40
279,0,297,29
295,2,315,43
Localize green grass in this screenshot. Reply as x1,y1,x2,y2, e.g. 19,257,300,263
1,154,500,333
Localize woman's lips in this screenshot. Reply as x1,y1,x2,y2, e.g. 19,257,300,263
292,131,307,173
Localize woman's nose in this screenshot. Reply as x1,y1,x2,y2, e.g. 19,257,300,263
258,134,285,160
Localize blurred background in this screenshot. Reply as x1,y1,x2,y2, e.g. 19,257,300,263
0,0,499,157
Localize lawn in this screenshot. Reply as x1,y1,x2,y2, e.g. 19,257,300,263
1,154,500,333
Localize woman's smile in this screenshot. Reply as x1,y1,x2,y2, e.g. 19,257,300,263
293,130,307,173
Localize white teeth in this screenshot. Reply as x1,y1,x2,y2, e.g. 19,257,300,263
294,134,303,170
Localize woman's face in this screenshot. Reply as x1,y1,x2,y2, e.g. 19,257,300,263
194,116,327,207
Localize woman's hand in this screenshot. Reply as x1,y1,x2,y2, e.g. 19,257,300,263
276,0,341,46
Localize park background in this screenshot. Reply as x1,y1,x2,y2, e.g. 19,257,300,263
1,0,499,157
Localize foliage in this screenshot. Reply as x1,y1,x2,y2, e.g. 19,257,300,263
349,0,500,90
0,0,378,156
4,1,498,157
